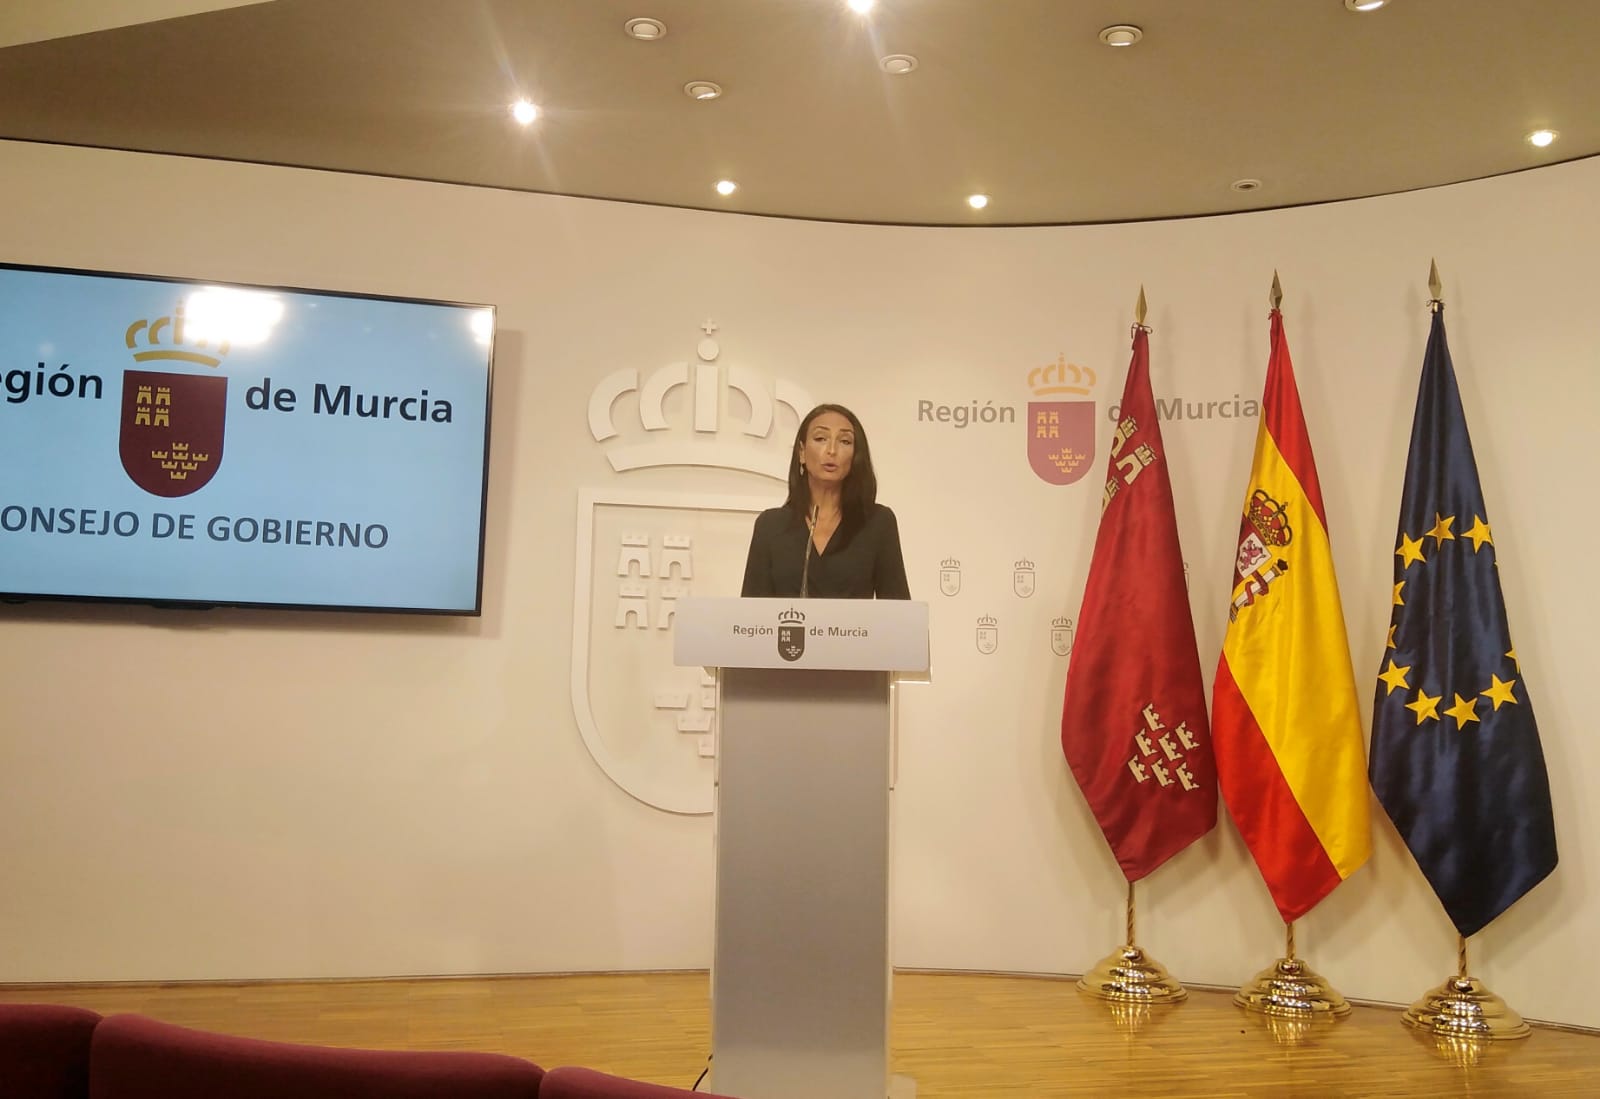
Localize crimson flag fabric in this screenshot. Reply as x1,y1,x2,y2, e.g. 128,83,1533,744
1369,306,1557,937
1060,327,1217,881
1211,310,1371,923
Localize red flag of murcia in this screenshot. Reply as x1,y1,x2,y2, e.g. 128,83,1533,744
119,369,227,497
1059,327,1217,881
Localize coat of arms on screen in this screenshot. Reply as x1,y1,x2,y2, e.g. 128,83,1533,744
570,321,814,815
118,302,229,497
1027,355,1096,486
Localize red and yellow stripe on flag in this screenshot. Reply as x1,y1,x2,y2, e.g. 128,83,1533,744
1211,308,1371,923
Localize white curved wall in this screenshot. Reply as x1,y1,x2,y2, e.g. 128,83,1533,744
0,140,1595,1027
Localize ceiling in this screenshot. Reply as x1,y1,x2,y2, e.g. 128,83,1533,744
1,0,1595,226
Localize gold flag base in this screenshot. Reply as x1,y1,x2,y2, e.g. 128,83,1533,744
1234,956,1351,1018
1401,975,1531,1040
1076,945,1187,1004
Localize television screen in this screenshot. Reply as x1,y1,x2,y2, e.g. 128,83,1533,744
0,262,493,614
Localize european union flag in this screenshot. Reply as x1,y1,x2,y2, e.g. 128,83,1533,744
1369,306,1557,938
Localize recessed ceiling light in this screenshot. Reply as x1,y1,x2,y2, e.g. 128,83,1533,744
879,54,918,75
847,0,876,13
715,180,738,196
624,17,666,40
1525,128,1559,148
1231,178,1263,192
684,81,723,101
510,99,539,125
1098,24,1143,47
1344,0,1388,10
967,194,989,210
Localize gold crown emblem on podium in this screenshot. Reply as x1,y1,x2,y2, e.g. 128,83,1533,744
124,302,230,369
778,607,806,626
1027,354,1095,397
587,323,814,479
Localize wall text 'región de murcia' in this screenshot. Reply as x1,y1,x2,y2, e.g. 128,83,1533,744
248,378,454,422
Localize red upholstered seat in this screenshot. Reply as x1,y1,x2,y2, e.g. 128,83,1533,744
0,1003,102,1099
87,1013,543,1099
540,1065,738,1098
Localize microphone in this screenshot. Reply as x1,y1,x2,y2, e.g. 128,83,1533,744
800,505,818,597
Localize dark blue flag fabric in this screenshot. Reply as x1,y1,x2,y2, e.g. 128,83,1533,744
1369,306,1558,937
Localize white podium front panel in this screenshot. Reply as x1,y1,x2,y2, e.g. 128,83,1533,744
711,667,892,1099
674,596,928,672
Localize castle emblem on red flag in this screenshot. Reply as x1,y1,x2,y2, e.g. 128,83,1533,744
1026,355,1096,485
119,369,227,497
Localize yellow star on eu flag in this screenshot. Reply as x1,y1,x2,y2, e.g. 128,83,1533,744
1463,514,1493,552
1406,690,1442,725
1396,533,1427,568
1378,659,1412,696
1393,581,1406,606
1445,693,1481,728
1481,674,1518,711
1427,513,1456,543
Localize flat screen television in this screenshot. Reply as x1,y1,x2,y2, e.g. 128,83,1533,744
0,262,493,614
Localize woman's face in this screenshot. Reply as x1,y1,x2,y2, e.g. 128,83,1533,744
798,411,856,487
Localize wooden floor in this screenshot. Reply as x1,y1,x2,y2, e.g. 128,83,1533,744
4,970,1597,1097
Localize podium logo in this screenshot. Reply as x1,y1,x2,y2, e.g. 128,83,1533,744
778,606,806,662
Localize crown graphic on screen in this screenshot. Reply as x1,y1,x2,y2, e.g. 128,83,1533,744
977,615,998,627
124,304,229,368
1052,616,1072,628
586,325,814,481
941,557,961,568
1028,354,1095,396
1014,558,1035,571
778,607,806,626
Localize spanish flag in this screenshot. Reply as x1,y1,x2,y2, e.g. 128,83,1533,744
1211,307,1371,922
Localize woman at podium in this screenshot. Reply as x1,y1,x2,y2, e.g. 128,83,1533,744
741,403,910,599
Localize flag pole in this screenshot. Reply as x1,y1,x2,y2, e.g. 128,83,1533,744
1391,262,1534,1042
1235,919,1351,1020
1076,877,1187,1006
1401,932,1530,1040
1073,287,1186,1010
1227,273,1356,1023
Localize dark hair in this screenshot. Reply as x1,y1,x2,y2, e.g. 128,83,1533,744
784,403,878,527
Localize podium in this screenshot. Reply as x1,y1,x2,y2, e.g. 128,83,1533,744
674,597,930,1099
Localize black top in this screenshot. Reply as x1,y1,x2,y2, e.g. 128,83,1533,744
741,504,911,599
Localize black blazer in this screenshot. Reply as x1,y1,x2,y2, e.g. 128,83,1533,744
740,504,910,599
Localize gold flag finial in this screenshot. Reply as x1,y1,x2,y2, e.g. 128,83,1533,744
1135,286,1148,327
1270,271,1283,311
1428,259,1442,301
